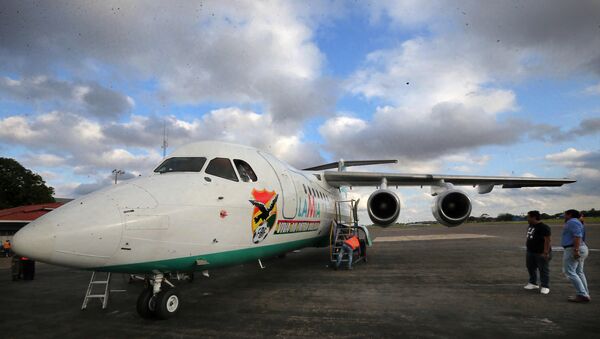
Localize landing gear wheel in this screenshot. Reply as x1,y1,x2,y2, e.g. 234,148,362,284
136,288,156,319
154,289,180,319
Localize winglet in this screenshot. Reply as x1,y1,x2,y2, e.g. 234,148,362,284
303,159,398,171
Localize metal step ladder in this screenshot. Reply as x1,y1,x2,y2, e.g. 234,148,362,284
330,222,355,263
329,199,369,266
81,272,112,310
330,199,358,263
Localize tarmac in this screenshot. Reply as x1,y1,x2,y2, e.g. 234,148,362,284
1,222,598,338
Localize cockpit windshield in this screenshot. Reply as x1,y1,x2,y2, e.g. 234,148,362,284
205,157,239,181
234,159,258,182
154,157,207,173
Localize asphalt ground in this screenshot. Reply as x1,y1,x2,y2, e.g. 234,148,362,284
1,222,598,338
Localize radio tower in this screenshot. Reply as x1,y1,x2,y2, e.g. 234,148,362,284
161,120,168,158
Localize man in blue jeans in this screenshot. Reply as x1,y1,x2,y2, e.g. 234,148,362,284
336,234,359,270
562,209,590,303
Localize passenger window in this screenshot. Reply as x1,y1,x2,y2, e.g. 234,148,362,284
303,184,307,194
233,159,258,182
205,158,239,182
154,157,207,173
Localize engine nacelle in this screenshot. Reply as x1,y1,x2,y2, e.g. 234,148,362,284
367,189,401,226
431,189,472,227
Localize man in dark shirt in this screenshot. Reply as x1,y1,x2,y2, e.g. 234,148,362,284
524,210,552,294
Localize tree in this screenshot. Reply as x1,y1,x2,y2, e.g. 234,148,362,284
496,213,515,222
0,158,55,209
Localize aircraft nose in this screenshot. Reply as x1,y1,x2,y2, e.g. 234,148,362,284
13,189,128,267
13,217,55,261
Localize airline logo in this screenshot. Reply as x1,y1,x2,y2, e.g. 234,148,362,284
248,189,278,244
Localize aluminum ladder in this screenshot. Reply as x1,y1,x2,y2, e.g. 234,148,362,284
330,222,355,263
81,272,112,310
329,199,358,263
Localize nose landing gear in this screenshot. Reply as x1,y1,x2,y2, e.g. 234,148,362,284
136,273,180,320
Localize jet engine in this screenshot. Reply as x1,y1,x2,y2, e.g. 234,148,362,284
367,189,400,226
431,189,472,227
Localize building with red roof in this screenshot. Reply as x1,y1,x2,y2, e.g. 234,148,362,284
0,202,66,241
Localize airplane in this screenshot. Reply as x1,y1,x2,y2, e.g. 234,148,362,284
12,141,575,319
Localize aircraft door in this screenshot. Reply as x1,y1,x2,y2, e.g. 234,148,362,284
280,170,297,219
258,151,297,220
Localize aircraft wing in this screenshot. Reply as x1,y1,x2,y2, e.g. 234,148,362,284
323,171,576,190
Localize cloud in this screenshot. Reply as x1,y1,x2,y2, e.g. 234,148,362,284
529,118,600,143
0,1,335,123
73,171,138,196
545,148,600,196
0,76,133,118
367,0,600,77
0,106,324,196
584,83,600,96
347,37,517,113
326,25,526,162
0,111,104,153
104,108,325,169
320,104,522,161
331,1,600,162
545,148,600,168
21,153,68,168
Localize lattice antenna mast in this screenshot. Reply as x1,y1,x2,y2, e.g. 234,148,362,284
161,120,168,159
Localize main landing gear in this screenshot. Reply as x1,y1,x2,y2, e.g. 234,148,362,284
136,273,181,319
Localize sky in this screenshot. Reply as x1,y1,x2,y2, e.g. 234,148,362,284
0,0,599,222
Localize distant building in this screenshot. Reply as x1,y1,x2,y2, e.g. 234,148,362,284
0,202,66,242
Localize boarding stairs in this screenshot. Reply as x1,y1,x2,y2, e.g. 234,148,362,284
330,200,367,266
81,272,113,310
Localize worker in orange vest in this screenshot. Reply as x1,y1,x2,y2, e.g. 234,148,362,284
336,233,359,270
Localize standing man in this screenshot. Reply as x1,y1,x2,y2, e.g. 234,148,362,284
524,211,552,294
562,209,590,303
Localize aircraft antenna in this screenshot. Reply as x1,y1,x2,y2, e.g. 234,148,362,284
161,120,169,158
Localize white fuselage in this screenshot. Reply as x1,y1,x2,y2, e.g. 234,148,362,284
13,142,351,274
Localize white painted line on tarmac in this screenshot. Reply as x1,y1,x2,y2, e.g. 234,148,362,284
373,234,495,242
520,246,600,252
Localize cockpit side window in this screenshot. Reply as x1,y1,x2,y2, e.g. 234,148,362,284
154,157,207,173
233,159,258,182
205,158,239,182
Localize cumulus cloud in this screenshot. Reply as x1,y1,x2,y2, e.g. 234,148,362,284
347,38,517,113
325,0,600,163
0,1,335,123
0,106,324,196
368,0,600,77
21,153,68,168
0,76,133,118
104,108,325,168
543,148,600,197
529,118,600,143
73,171,139,196
326,21,525,162
0,0,598,216
320,104,521,160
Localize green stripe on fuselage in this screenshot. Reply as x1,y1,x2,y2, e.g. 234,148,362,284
94,235,329,274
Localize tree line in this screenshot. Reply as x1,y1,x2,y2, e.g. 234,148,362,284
0,158,55,209
467,208,600,223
